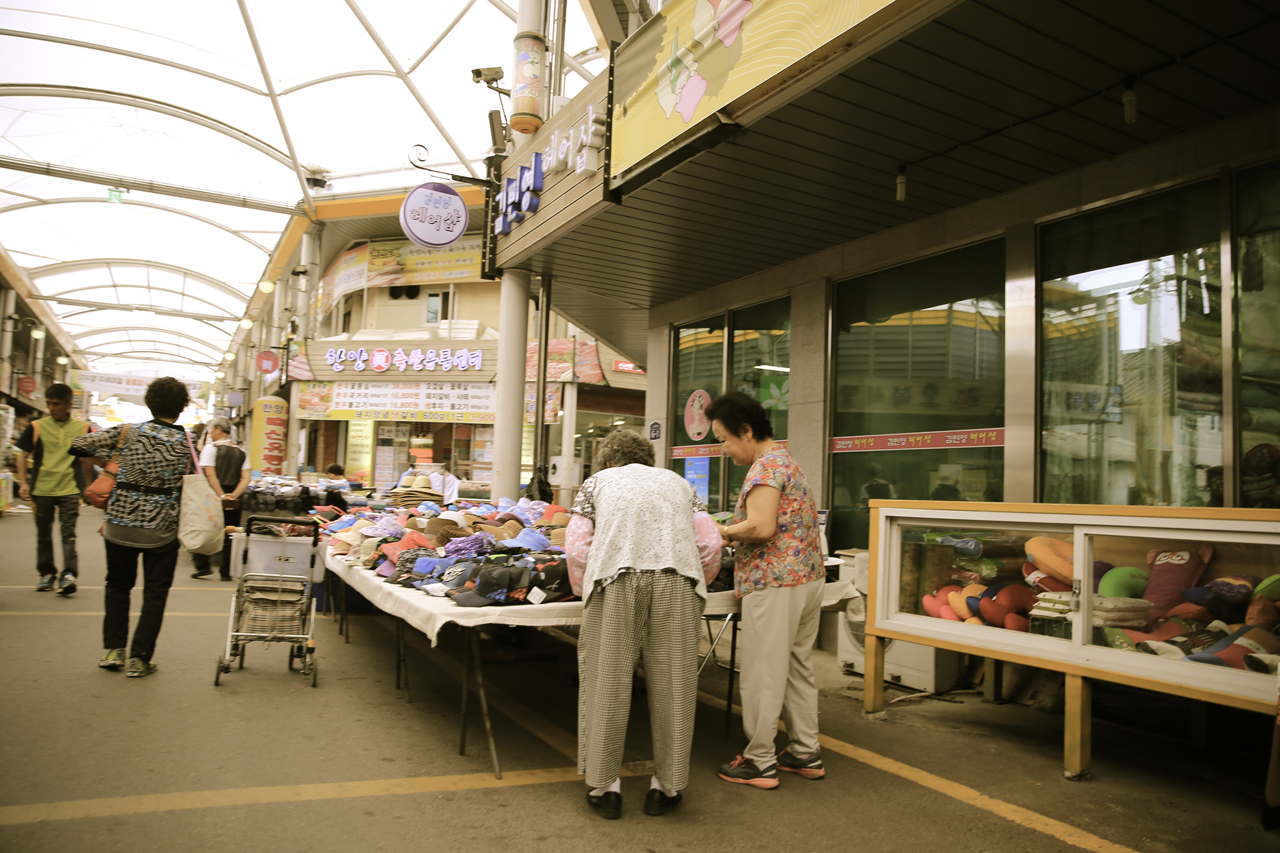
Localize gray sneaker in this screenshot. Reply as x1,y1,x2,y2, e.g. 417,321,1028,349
99,649,126,670
777,748,825,779
37,574,56,592
125,658,157,678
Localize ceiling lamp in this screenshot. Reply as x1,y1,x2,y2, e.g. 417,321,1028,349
55,355,70,365
1123,85,1138,124
258,279,276,294
215,370,226,378
239,318,254,330
223,352,236,362
30,327,46,340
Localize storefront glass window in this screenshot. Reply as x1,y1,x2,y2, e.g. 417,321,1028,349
671,317,725,510
726,298,791,508
829,241,1006,550
1040,181,1221,506
1236,162,1280,509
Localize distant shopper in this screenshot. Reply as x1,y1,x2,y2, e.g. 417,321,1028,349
859,463,897,502
706,391,826,789
190,417,250,581
15,383,95,594
566,429,721,819
930,474,963,501
70,377,194,677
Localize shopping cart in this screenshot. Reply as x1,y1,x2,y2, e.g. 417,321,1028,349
214,516,322,687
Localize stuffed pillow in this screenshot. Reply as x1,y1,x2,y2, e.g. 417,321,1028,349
1144,547,1213,622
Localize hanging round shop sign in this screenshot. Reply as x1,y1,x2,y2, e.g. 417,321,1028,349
256,350,280,375
400,182,468,248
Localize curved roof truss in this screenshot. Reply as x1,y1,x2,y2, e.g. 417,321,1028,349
29,259,251,305
0,85,294,171
72,326,228,358
0,198,272,253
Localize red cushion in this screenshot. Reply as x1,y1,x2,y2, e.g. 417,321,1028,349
1145,548,1213,622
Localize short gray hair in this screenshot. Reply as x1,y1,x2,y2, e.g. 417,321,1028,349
207,417,232,435
597,428,653,468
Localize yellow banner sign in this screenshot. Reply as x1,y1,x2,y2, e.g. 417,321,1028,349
611,0,894,180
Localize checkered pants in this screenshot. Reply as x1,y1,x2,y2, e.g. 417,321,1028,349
578,570,704,791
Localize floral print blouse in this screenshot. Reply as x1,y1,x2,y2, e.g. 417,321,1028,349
732,445,823,597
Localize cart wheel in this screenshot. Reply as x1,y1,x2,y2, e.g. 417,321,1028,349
287,646,296,671
311,659,318,688
214,657,223,686
238,646,246,669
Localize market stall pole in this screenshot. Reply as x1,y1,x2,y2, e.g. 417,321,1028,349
862,500,1280,782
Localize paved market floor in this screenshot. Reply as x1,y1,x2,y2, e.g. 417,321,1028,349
0,504,1275,853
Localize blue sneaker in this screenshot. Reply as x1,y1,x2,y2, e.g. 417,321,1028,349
37,574,56,592
57,574,77,596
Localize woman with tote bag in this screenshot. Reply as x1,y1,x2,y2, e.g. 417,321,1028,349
70,377,217,677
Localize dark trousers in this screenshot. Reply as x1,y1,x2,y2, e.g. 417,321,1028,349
192,506,242,578
34,494,80,577
104,537,179,662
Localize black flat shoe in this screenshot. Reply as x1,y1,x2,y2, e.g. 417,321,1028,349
191,570,213,579
644,789,682,816
586,790,622,820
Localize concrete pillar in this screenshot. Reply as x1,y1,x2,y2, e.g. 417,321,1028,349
492,268,531,501
1,288,15,396
788,278,829,504
645,321,671,465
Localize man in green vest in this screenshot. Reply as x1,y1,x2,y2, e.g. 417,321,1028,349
15,383,95,594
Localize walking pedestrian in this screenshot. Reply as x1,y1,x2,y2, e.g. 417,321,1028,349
69,377,195,677
15,383,95,595
190,417,249,581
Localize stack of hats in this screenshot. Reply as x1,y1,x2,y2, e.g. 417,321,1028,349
388,474,444,508
535,505,570,547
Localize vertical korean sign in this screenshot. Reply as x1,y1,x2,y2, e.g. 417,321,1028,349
250,396,289,476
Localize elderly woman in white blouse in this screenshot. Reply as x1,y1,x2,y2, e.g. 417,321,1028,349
565,428,721,820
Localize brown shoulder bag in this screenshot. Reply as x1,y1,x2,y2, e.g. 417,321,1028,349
84,425,131,510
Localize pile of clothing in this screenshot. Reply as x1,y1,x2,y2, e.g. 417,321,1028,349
320,496,576,608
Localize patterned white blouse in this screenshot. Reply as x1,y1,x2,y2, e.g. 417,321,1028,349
566,464,722,603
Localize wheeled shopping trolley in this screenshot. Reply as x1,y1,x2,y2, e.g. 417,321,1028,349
215,516,322,687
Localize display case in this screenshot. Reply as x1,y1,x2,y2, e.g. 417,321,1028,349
864,501,1280,778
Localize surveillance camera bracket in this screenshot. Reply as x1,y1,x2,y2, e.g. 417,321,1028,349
407,145,496,190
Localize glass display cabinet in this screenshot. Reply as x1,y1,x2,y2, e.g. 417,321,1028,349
864,501,1280,779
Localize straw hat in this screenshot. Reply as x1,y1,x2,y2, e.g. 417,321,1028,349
540,512,570,528
438,510,471,530
502,519,525,539
475,522,510,540
547,527,566,546
412,474,434,489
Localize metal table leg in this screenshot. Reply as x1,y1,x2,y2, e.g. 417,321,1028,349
726,616,738,737
698,614,736,677
468,628,502,779
395,618,411,703
459,626,470,756
339,576,349,642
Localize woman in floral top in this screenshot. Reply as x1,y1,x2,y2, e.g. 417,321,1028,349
707,391,825,789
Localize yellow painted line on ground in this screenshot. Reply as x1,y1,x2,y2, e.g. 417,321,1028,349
695,689,1136,853
0,767,581,826
0,612,226,617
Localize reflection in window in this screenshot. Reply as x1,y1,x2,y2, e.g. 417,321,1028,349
1041,181,1221,507
727,298,790,508
670,317,725,511
828,241,1006,550
1237,162,1280,508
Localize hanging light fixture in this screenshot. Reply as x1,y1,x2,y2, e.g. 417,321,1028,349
258,279,276,294
239,318,254,330
1123,84,1138,124
55,355,69,365
223,352,236,362
215,370,226,379
895,165,907,202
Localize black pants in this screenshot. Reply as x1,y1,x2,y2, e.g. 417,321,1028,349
192,505,242,578
33,494,80,578
104,537,179,662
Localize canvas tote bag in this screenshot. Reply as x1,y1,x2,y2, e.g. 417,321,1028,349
179,432,224,555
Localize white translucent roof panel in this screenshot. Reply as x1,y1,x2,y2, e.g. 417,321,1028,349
0,0,609,379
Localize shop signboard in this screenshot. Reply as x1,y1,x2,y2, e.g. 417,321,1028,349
610,0,895,184
256,350,280,375
305,338,499,383
829,429,1006,453
320,238,483,316
494,72,615,270
524,382,562,425
249,395,288,476
524,339,606,384
68,369,209,406
17,376,36,398
345,419,374,487
614,360,645,374
400,182,469,248
296,380,496,423
683,456,710,503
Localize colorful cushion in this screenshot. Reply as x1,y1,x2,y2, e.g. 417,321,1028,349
1184,625,1280,669
1097,566,1149,599
1025,536,1074,584
1245,596,1279,630
1023,562,1071,593
1144,547,1213,622
1205,575,1262,604
1254,574,1280,602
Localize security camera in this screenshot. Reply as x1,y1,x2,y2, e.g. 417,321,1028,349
472,67,504,84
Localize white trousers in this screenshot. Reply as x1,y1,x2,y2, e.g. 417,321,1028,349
740,578,824,767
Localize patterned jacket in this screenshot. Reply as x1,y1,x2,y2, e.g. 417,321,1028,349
70,420,193,531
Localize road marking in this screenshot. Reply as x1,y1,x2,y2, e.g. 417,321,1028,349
695,691,1137,853
0,612,226,617
0,767,582,826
